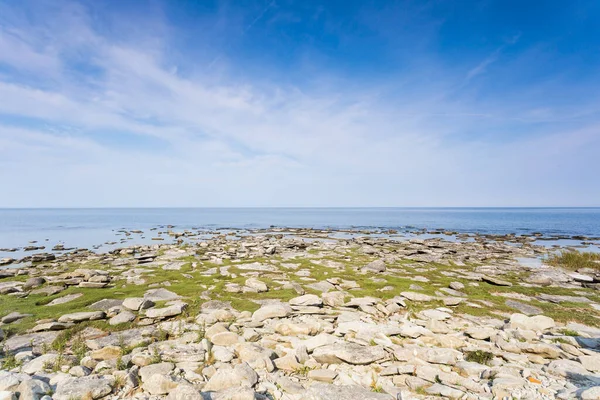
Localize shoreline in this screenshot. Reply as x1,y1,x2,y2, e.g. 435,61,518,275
2,226,600,267
0,227,599,398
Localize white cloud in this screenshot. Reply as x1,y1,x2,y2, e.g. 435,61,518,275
0,1,598,207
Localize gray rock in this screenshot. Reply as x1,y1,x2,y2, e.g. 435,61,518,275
362,259,386,273
88,299,123,311
1,312,32,324
308,369,338,383
15,379,51,400
23,277,46,290
123,297,154,311
145,304,186,319
306,383,393,399
252,304,292,322
482,276,512,286
509,313,555,331
505,300,542,316
109,311,136,325
312,342,387,365
203,362,258,391
58,311,106,323
289,294,323,307
144,288,181,302
53,376,113,400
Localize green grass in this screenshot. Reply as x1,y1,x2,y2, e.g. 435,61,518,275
2,245,600,338
465,350,494,365
546,250,600,272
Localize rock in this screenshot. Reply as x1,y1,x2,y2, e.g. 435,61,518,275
139,362,175,382
31,322,70,332
580,386,600,400
53,376,113,400
505,300,542,316
203,362,258,391
306,383,393,400
426,383,464,399
30,286,64,296
362,259,386,273
16,379,51,400
418,309,451,321
0,391,16,400
418,348,462,365
142,374,179,395
509,314,555,331
546,359,590,377
465,327,496,340
483,276,512,286
21,354,57,374
109,311,136,325
23,277,46,290
145,303,186,319
1,312,31,324
46,293,84,306
308,369,338,383
90,345,122,360
211,332,241,346
400,291,434,302
123,297,154,311
580,355,600,372
312,342,387,365
273,354,302,371
252,304,292,322
144,288,181,301
245,278,268,292
88,299,123,311
58,311,106,323
289,294,323,307
306,281,335,293
165,383,201,400
449,282,465,290
322,291,346,307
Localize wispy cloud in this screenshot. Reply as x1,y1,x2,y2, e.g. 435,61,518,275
0,1,598,207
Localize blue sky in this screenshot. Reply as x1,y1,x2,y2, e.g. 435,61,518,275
0,0,599,207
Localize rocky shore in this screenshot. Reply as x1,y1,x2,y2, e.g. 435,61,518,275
1,228,599,400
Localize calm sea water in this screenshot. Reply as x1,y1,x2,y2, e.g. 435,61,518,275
1,208,599,258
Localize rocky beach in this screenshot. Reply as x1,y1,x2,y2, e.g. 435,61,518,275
1,228,599,400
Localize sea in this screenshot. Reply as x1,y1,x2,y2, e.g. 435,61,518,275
1,208,599,259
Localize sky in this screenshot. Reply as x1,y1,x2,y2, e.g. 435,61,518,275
0,0,599,207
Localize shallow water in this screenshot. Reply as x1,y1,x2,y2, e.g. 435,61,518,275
1,207,599,259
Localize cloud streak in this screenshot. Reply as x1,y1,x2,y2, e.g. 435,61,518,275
0,1,598,207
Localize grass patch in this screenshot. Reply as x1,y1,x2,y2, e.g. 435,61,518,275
546,250,600,272
465,350,494,365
